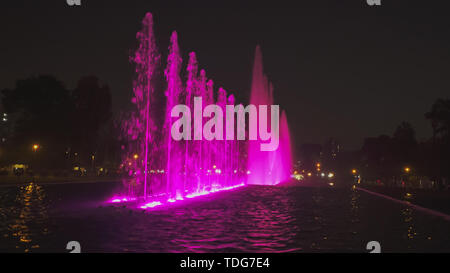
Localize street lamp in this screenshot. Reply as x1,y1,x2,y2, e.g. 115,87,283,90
351,169,357,175
133,154,139,160
32,144,40,175
91,154,96,174
404,167,411,173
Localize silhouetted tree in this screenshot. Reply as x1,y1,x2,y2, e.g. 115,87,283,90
425,98,450,186
426,98,450,142
392,121,417,167
71,76,112,167
361,135,396,181
1,75,114,171
1,75,73,168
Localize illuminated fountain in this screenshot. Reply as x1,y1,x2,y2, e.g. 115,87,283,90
112,13,292,209
247,46,293,185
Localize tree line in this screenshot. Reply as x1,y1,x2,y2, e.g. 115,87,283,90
0,75,119,172
298,99,450,188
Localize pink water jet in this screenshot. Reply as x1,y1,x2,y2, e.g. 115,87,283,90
247,46,293,185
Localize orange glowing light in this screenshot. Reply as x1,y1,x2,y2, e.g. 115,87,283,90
32,144,39,151
133,154,139,160
351,169,357,174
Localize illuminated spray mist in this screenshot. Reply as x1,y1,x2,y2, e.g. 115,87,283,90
113,13,292,208
247,46,293,185
119,13,160,199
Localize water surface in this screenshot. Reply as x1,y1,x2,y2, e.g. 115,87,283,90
0,181,449,252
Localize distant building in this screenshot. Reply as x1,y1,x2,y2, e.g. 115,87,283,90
323,137,341,159
0,112,10,144
298,143,323,170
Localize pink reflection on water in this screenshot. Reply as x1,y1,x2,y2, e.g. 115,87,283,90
140,201,162,209
110,197,137,203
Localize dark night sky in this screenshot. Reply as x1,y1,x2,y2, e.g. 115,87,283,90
1,0,450,150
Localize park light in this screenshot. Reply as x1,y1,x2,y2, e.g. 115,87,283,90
32,144,39,151
292,173,303,181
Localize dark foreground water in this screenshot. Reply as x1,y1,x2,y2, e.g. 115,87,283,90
0,180,449,252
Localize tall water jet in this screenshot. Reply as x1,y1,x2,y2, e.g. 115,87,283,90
163,31,183,199
247,46,293,185
186,52,199,192
121,12,159,199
